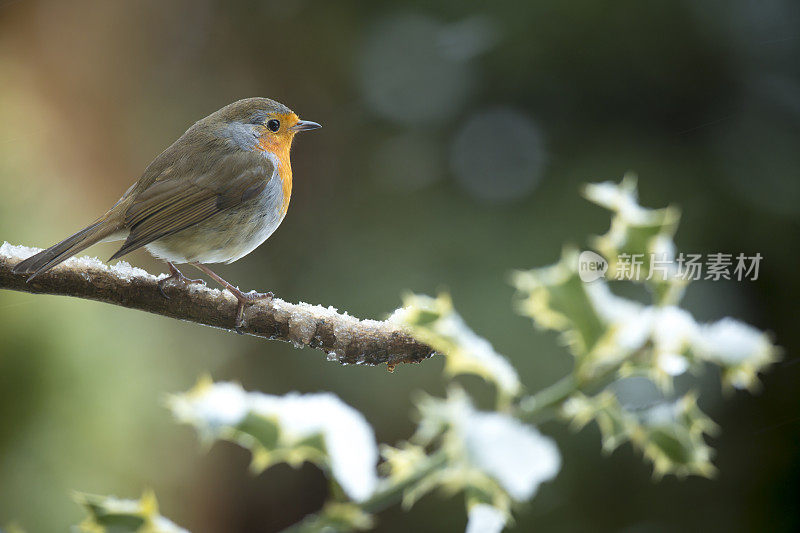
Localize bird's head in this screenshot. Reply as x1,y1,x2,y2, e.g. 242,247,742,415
204,97,321,156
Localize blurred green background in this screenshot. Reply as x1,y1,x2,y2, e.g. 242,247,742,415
1,1,798,531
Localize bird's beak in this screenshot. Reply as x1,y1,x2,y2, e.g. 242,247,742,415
290,120,322,132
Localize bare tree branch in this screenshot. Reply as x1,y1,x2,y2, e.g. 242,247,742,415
0,243,435,367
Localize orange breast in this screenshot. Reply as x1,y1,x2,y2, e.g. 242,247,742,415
258,136,293,216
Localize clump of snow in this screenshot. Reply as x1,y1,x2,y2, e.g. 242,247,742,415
272,300,348,348
333,313,361,349
692,318,778,389
640,400,679,427
386,306,409,325
106,259,154,281
587,282,694,373
585,280,777,388
693,318,773,365
418,390,561,502
171,381,379,502
0,242,42,260
466,504,506,533
269,298,407,362
87,495,141,514
462,411,561,500
650,307,697,377
250,391,379,502
1,241,156,282
652,307,696,355
360,318,388,330
392,294,521,397
439,312,521,397
64,254,113,271
583,179,655,225
170,380,249,431
67,254,156,282
585,281,652,351
289,308,321,345
270,300,292,325
151,516,191,533
657,352,689,376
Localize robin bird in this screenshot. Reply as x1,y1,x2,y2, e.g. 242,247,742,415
13,97,321,330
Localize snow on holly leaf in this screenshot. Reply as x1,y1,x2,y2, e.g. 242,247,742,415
391,293,521,398
587,282,779,391
692,318,779,390
408,388,560,504
514,248,778,390
582,175,682,302
73,490,188,533
582,174,659,225
465,503,507,533
169,378,379,502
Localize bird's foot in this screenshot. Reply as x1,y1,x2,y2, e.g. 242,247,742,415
158,262,205,299
231,289,274,334
189,262,272,333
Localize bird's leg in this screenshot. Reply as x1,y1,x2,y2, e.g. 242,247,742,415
158,261,205,298
191,262,273,333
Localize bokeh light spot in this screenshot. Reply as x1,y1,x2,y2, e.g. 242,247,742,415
450,107,546,203
358,13,475,125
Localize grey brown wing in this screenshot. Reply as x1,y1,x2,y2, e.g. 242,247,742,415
109,152,273,260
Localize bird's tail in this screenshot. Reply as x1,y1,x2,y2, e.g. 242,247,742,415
12,218,121,281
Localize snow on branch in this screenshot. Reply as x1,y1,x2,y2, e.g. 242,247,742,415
0,243,435,367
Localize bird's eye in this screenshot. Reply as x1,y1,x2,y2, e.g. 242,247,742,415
266,119,280,132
